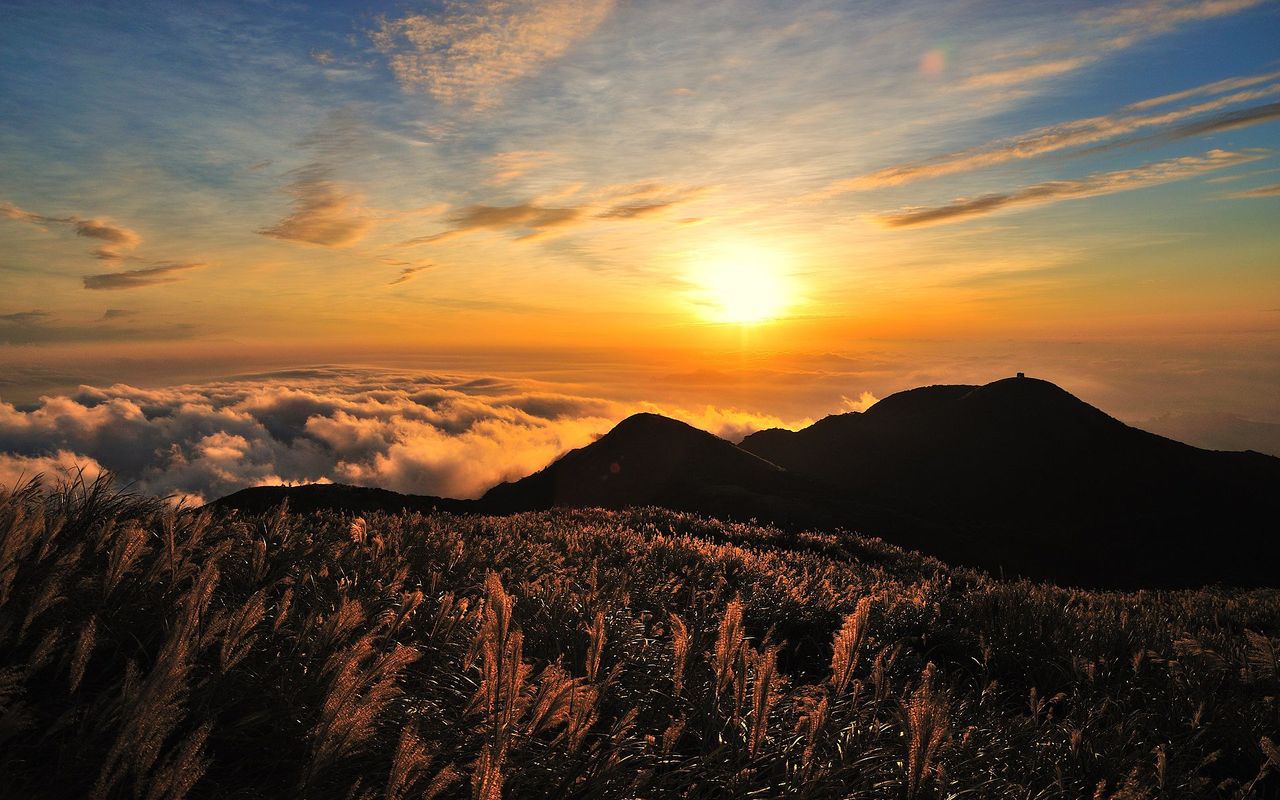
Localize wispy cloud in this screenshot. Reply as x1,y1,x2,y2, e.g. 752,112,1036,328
259,172,371,247
1082,0,1269,33
821,75,1280,195
963,55,1099,90
876,149,1258,227
0,309,197,344
1,201,207,292
593,183,705,219
487,150,558,184
83,262,203,290
259,111,372,248
0,310,54,324
1127,69,1280,111
957,0,1267,92
411,203,584,244
372,0,615,108
388,265,429,286
401,182,703,245
1223,182,1280,198
2,201,141,262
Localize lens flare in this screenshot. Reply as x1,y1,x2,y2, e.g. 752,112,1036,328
919,48,946,76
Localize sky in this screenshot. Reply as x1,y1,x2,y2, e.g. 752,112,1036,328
0,0,1278,500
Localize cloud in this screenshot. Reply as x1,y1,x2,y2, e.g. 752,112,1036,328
595,201,685,219
823,76,1280,194
405,202,583,244
841,391,880,413
260,112,373,248
1065,101,1280,158
0,310,53,324
1082,0,1269,33
388,266,428,286
0,450,104,490
259,175,371,247
877,149,1258,227
0,202,47,225
1127,69,1280,111
0,369,802,503
487,150,558,184
401,182,704,244
372,0,615,108
1,201,141,262
74,219,143,261
453,203,581,231
0,309,197,344
1224,183,1280,198
83,262,203,290
594,185,704,219
957,0,1267,92
101,308,137,320
962,55,1099,90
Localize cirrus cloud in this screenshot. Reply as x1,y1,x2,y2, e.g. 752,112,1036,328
83,262,204,290
372,0,616,108
876,149,1261,227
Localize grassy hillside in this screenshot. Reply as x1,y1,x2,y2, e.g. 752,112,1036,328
1,477,1279,799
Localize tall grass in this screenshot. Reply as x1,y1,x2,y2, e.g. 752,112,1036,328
0,474,1277,798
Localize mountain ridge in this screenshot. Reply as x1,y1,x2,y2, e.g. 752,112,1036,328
212,376,1280,588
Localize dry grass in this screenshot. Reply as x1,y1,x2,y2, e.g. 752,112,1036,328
0,474,1278,798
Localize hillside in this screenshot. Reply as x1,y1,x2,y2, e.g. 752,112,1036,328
3,477,1279,799
216,377,1280,589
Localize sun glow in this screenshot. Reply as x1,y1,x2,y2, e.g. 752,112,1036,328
692,244,793,324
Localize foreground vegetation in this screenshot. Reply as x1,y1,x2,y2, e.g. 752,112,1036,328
1,477,1278,799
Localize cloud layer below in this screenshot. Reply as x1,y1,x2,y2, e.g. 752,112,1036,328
0,368,801,504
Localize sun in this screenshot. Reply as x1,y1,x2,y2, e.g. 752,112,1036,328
692,244,792,324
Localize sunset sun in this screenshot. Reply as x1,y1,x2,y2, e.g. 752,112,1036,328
694,245,792,324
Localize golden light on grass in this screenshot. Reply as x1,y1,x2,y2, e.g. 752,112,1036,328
691,243,794,324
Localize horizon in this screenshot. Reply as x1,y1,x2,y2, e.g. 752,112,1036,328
2,0,1279,501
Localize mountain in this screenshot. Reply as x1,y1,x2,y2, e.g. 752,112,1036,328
740,376,1280,586
481,412,834,524
212,378,1280,588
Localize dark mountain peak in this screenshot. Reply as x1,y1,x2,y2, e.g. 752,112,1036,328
856,376,1118,437
862,383,977,419
482,411,784,512
960,376,1111,421
605,412,710,443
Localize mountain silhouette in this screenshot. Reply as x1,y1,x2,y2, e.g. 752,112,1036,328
213,377,1280,588
481,412,832,523
740,376,1280,586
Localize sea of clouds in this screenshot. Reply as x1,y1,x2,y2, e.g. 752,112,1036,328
0,367,801,504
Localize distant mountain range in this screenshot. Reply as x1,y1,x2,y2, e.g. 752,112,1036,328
213,376,1280,588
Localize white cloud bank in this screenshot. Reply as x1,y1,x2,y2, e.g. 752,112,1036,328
0,367,801,503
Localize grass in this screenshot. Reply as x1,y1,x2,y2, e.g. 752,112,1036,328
0,474,1278,798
